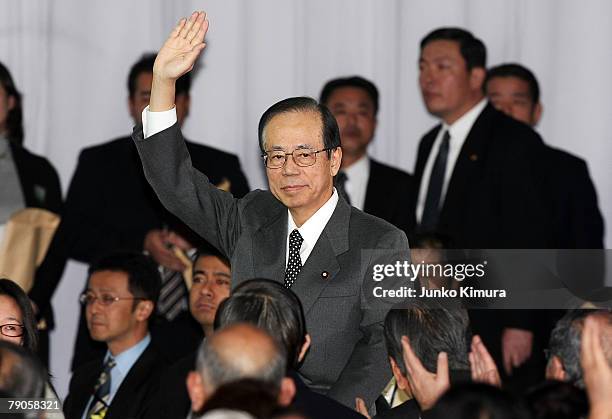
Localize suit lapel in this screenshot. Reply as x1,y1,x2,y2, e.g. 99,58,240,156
291,198,350,315
71,360,103,419
363,159,384,215
252,209,289,285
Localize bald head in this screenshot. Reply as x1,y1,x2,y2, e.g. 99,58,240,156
197,323,286,394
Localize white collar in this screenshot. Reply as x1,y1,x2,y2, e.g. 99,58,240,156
443,98,488,141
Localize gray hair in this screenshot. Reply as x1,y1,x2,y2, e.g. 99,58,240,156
195,335,286,393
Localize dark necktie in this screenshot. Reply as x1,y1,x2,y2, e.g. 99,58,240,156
284,229,303,288
86,357,116,419
420,130,450,231
335,171,351,205
157,267,188,321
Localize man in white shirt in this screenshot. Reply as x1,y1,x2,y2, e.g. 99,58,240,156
132,11,410,411
319,76,414,234
413,28,551,384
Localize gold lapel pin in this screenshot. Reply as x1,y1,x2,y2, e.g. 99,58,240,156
469,154,478,161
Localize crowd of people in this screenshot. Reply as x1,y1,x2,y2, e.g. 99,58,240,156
0,9,610,419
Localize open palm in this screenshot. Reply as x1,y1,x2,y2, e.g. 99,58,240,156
154,11,209,81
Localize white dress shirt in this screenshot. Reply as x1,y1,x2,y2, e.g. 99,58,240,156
341,154,370,210
416,99,488,222
286,188,339,266
142,105,177,138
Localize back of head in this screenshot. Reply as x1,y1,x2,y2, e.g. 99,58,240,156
429,383,530,419
548,308,612,388
485,63,540,104
215,279,306,369
384,300,470,374
0,61,24,144
0,279,38,352
257,96,341,156
88,251,161,307
319,76,379,115
198,378,280,419
526,380,588,419
0,341,45,399
420,27,486,70
197,323,286,394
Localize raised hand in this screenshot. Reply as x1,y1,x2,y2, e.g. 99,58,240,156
469,335,502,388
151,11,208,112
501,327,533,375
401,335,450,410
154,11,208,81
581,317,612,419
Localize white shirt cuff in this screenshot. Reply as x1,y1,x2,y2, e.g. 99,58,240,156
142,105,177,138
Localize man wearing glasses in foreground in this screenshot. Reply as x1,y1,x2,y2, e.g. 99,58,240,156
132,11,410,410
63,252,166,419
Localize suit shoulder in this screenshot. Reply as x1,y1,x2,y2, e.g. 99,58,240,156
370,159,413,181
79,137,132,159
185,140,241,164
349,207,407,242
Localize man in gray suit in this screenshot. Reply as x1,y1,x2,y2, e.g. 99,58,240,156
132,11,410,409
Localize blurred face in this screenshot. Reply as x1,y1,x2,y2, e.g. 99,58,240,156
128,72,190,126
189,255,231,329
486,76,541,126
419,40,484,124
0,84,16,135
264,111,341,225
0,295,24,346
85,271,144,347
325,87,377,162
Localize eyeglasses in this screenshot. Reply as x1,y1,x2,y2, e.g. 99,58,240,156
262,147,334,169
0,324,24,338
79,293,144,306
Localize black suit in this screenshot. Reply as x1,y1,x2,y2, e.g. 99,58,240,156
363,159,415,234
413,104,552,381
29,136,249,368
9,141,62,214
63,342,168,419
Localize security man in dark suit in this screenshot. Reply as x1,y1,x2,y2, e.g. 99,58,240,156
63,252,167,419
29,53,250,369
320,76,414,234
413,28,551,383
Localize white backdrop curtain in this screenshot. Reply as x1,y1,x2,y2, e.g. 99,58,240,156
2,0,611,398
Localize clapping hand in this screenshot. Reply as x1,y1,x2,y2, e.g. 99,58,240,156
469,335,502,388
581,316,612,419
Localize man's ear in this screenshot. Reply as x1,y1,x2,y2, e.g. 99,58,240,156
470,67,487,92
277,377,296,407
134,300,154,322
297,334,311,363
186,371,206,412
389,357,411,395
531,102,543,126
545,356,566,382
330,147,342,176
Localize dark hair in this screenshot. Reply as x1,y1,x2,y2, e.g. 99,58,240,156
0,341,46,399
485,63,540,104
193,246,231,271
197,378,281,418
257,96,341,159
420,27,487,70
429,383,531,419
526,380,588,419
215,279,306,369
127,53,191,98
88,251,161,307
547,308,611,388
319,76,379,115
0,62,24,144
0,279,38,352
384,300,470,375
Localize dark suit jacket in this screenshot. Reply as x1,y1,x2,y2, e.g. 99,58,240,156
63,342,168,419
151,350,196,419
363,159,415,234
9,141,62,214
413,103,550,249
545,147,604,249
133,123,411,408
29,136,249,315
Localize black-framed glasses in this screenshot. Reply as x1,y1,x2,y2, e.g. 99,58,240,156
262,147,334,169
0,324,24,338
79,293,144,306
